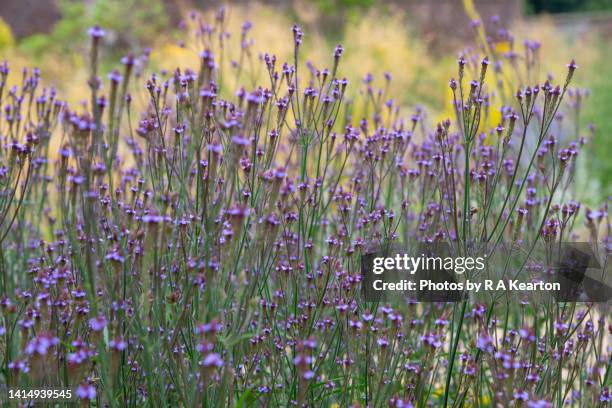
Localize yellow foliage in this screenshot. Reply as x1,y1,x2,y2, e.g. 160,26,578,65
0,17,15,49
153,42,197,73
493,40,511,55
342,8,432,96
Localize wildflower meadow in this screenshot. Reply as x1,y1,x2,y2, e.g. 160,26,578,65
0,4,610,407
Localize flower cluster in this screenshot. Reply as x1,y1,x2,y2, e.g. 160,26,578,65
0,9,609,407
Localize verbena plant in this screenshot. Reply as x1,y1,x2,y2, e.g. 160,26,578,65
0,9,610,407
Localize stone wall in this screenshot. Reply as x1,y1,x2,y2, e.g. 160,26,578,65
405,0,523,49
0,0,61,39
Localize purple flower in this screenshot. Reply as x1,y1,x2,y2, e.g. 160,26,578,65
334,44,344,60
8,359,29,373
195,321,222,335
108,70,123,84
377,337,389,348
109,337,128,351
88,25,106,39
68,348,94,365
292,24,303,46
89,315,108,332
121,53,135,67
25,333,59,356
76,383,97,400
600,387,611,402
389,397,414,408
105,251,125,264
201,353,224,368
554,320,569,334
231,135,250,147
476,332,494,353
527,400,552,408
514,390,529,401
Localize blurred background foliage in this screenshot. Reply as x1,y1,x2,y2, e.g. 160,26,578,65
19,0,168,57
0,0,611,198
